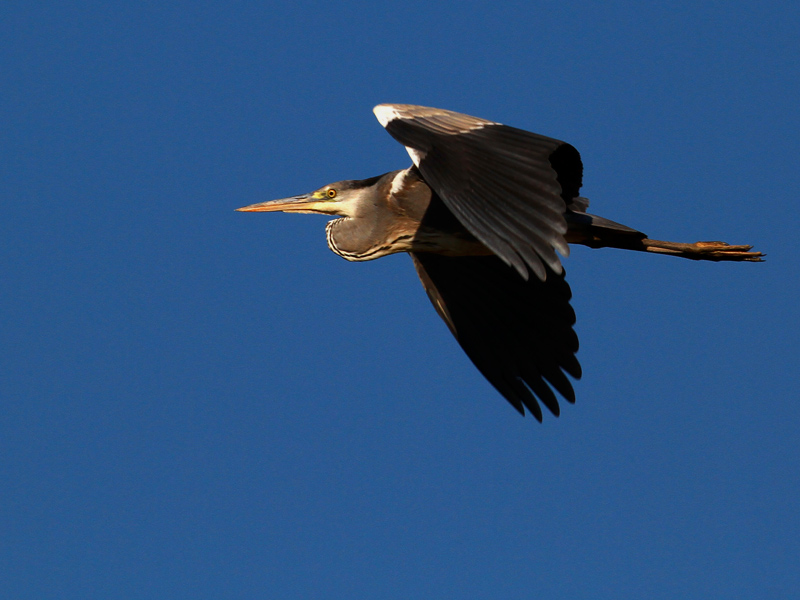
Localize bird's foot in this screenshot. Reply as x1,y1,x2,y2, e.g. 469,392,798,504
641,239,764,262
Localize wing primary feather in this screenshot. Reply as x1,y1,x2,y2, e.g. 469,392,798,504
378,105,580,280
410,253,580,419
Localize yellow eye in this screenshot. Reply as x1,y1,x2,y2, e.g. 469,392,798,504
326,188,337,198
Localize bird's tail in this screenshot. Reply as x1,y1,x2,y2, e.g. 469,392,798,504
565,211,764,262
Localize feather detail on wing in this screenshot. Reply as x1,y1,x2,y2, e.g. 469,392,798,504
410,252,581,420
376,104,583,281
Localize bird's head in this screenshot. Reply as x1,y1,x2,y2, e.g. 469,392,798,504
237,174,386,218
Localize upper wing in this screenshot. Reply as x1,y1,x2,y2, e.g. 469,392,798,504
375,104,583,281
410,252,581,421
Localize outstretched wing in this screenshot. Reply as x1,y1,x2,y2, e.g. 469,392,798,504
376,104,583,281
410,252,581,421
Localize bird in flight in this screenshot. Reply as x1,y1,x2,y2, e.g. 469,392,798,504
238,104,762,421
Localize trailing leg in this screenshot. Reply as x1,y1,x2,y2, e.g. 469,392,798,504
565,210,764,262
636,239,763,261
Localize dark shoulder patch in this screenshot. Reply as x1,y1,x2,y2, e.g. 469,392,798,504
548,143,583,202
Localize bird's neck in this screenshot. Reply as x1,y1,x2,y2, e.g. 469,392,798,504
325,167,492,261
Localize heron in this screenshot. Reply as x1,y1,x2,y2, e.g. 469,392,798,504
238,104,762,421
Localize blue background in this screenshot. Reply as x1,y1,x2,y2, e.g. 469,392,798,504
2,2,798,598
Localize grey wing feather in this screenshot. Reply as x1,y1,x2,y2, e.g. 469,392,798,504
376,104,583,280
410,252,581,420
569,196,590,212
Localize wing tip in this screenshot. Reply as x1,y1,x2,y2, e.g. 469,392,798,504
373,104,402,128
373,103,498,130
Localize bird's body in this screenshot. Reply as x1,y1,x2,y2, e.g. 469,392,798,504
324,168,493,261
239,104,762,421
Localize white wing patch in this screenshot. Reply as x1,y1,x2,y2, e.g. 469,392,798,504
373,104,499,134
373,105,402,128
390,169,410,195
373,107,429,167
406,147,425,167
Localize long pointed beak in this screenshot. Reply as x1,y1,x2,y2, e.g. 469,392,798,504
236,195,324,214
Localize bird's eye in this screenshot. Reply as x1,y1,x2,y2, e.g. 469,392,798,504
326,188,337,198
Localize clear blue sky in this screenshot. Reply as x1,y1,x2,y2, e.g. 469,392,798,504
2,2,798,598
